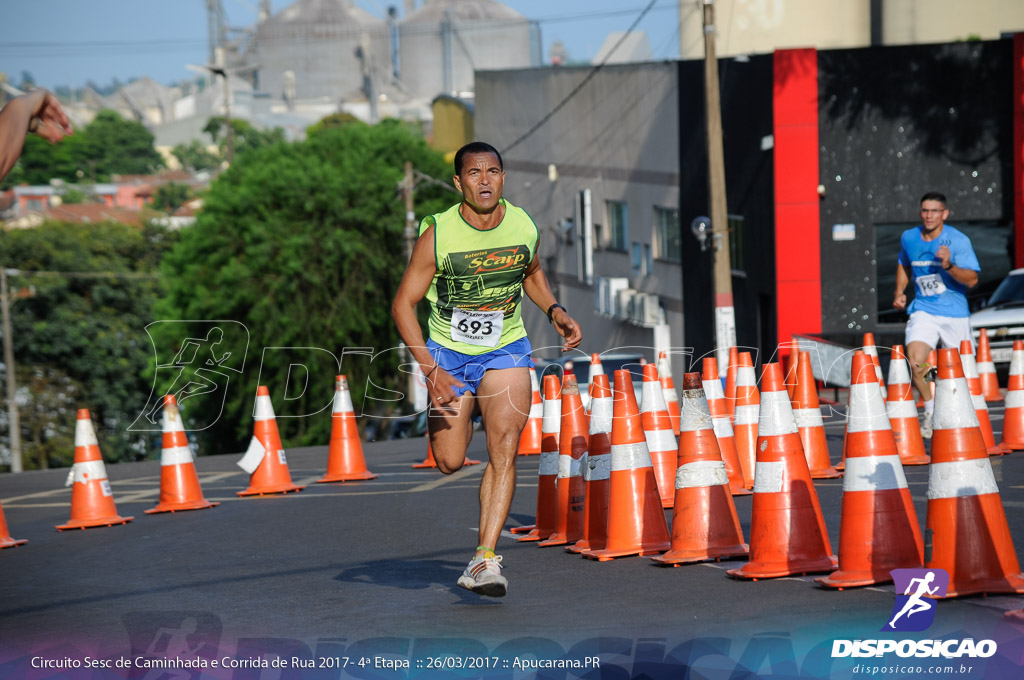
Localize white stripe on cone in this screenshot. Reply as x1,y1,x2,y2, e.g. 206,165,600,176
753,460,785,493
702,378,726,400
843,455,909,492
846,383,890,433
758,391,798,436
886,399,919,419
542,397,560,434
558,456,584,478
255,394,276,421
736,366,756,387
610,442,653,471
927,459,1000,499
711,415,735,438
161,445,194,466
589,397,612,435
675,460,729,489
888,356,911,384
585,453,612,481
75,418,99,446
1007,391,1024,409
793,407,824,428
333,377,354,414
70,459,108,486
645,428,677,453
734,404,759,425
641,380,666,414
933,377,981,430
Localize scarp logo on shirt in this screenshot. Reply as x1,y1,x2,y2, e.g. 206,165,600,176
882,568,949,632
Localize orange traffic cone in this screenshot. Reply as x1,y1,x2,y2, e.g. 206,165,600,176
701,357,750,496
589,353,605,378
653,372,748,565
885,345,930,466
784,343,799,399
727,363,837,579
237,386,305,496
658,351,681,436
582,369,670,560
925,348,1024,597
539,373,588,547
976,328,1001,402
862,333,887,403
1001,340,1024,450
725,346,739,418
0,500,27,548
318,375,377,482
145,395,219,513
569,372,612,554
792,351,841,478
816,353,922,588
517,368,543,455
732,352,759,489
516,374,562,541
641,363,678,508
960,340,1007,456
56,410,134,530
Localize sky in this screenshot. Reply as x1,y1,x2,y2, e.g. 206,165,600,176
0,0,686,92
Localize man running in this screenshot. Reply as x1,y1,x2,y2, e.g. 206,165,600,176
893,191,979,439
392,141,581,597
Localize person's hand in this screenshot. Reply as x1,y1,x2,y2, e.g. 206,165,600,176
427,366,465,408
26,89,73,143
935,245,951,269
893,293,907,310
552,309,582,352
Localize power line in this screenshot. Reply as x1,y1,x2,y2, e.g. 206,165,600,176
501,0,661,155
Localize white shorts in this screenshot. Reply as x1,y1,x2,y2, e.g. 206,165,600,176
906,310,973,351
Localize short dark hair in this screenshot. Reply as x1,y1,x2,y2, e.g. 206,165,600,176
454,142,503,176
920,191,947,206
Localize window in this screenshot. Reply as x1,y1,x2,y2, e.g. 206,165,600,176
607,200,628,251
632,241,643,276
655,206,681,261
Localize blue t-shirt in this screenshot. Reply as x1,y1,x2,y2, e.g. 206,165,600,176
897,224,979,318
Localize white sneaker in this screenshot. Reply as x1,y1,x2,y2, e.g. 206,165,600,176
920,412,933,440
457,554,507,597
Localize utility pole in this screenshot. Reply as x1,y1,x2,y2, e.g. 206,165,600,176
702,0,736,374
1,269,21,473
213,48,234,164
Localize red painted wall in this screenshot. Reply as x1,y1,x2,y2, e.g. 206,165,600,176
773,48,822,350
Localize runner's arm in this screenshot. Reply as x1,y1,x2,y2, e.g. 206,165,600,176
893,263,911,310
522,246,582,351
391,227,465,403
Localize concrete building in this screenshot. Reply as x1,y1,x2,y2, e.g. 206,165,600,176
679,0,1024,60
475,34,1024,380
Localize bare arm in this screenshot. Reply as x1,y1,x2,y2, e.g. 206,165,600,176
893,263,911,310
521,246,582,351
0,89,73,181
390,227,465,405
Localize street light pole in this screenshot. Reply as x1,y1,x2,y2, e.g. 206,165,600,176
1,268,22,473
702,0,736,374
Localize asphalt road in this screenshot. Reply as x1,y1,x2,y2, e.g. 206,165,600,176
2,403,1024,679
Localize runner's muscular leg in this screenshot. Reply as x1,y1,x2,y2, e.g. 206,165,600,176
428,393,476,475
907,340,933,403
475,366,531,551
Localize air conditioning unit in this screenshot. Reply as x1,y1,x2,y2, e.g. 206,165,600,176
615,288,636,321
596,277,629,317
631,293,662,327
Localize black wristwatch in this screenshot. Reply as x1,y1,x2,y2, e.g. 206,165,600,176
943,262,953,271
546,303,566,323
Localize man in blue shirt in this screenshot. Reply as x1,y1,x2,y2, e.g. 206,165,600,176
893,192,980,438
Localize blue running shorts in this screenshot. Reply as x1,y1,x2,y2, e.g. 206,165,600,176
426,337,535,398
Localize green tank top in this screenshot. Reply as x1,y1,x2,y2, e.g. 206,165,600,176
420,198,539,355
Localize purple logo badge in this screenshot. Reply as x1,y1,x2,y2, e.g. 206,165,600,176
882,568,949,632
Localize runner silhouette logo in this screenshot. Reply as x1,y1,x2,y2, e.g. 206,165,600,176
883,568,949,632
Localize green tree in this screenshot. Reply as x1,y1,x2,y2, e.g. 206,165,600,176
153,120,452,454
0,221,178,470
62,188,87,204
307,112,364,136
171,140,219,172
10,109,164,185
152,183,192,213
203,116,286,158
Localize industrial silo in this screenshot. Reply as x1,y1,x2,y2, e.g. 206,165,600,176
398,0,539,100
248,0,390,103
